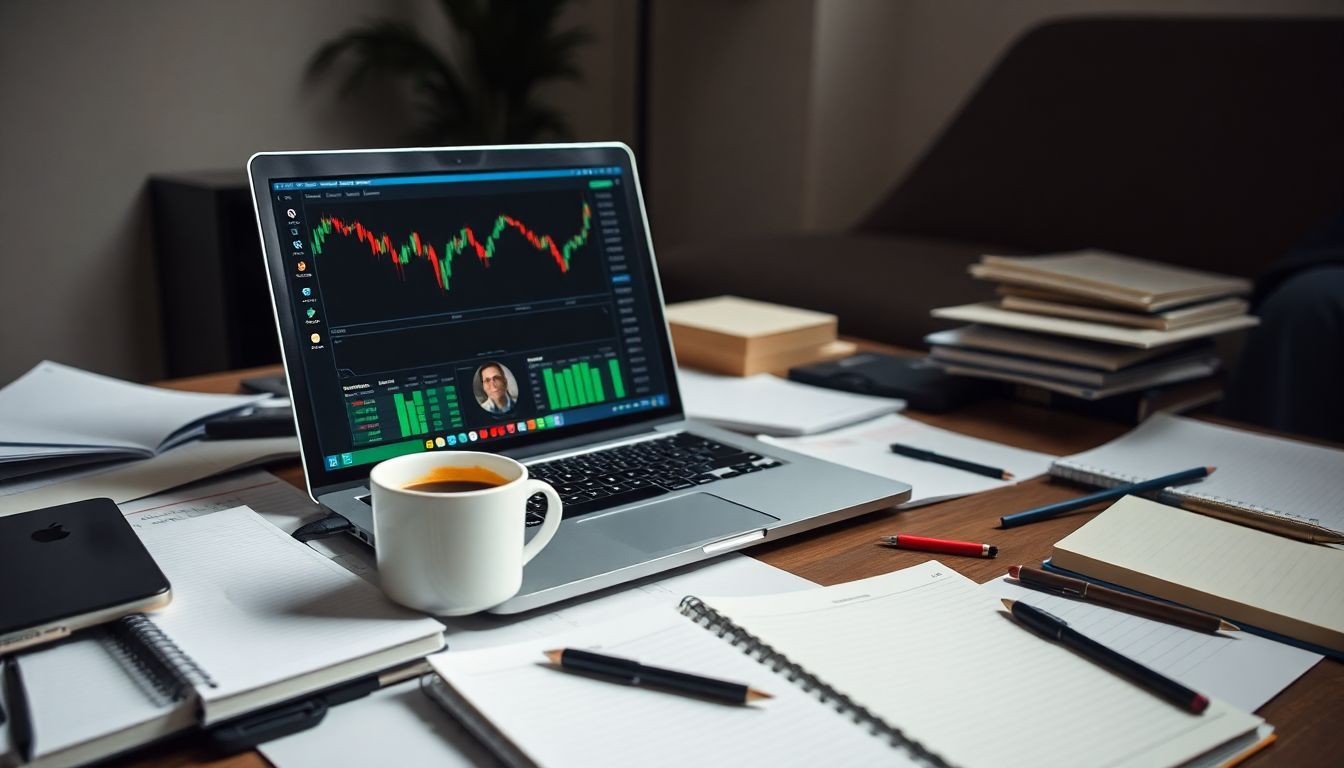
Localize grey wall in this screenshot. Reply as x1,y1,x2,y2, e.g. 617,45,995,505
2,0,1338,384
0,0,634,384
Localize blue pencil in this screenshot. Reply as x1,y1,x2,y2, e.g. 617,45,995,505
1000,466,1214,528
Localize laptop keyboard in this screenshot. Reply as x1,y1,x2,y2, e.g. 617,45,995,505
523,433,784,526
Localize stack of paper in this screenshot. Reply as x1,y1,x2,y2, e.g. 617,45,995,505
678,369,903,436
759,413,1056,507
3,505,446,767
927,251,1256,418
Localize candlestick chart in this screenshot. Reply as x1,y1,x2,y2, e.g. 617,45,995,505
309,191,606,327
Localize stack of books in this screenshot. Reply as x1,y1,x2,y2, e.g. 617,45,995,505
664,295,855,376
927,250,1260,422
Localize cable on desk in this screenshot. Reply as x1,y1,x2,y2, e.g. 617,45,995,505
292,513,353,543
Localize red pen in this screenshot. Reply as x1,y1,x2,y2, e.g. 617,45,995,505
878,534,997,558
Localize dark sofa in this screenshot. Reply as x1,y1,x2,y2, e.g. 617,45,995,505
657,17,1344,350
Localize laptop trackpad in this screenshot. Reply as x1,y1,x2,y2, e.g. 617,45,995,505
586,493,779,555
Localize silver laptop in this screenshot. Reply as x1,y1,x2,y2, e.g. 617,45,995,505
248,143,909,613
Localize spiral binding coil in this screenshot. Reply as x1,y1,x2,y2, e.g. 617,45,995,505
678,596,955,768
107,614,217,701
1054,461,1294,521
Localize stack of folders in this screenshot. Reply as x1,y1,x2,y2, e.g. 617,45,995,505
0,506,445,768
927,251,1260,422
427,562,1268,768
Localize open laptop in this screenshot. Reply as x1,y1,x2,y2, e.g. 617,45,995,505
248,143,910,613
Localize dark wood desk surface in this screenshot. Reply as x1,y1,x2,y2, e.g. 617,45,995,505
130,359,1341,768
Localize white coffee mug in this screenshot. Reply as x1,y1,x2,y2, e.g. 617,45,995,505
370,451,562,615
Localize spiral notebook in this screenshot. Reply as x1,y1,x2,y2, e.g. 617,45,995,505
427,562,1262,768
1051,413,1344,533
3,506,445,768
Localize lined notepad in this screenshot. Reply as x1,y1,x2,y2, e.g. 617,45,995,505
430,563,1261,768
1053,413,1344,532
1052,495,1344,656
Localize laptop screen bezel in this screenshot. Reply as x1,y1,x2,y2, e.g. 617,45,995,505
247,143,686,496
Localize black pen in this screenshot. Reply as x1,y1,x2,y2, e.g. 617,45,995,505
889,443,1014,480
543,648,772,705
1001,599,1209,714
3,655,33,763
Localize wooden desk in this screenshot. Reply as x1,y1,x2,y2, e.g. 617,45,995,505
133,361,1340,767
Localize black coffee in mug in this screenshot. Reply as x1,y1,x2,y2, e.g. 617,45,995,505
402,465,511,494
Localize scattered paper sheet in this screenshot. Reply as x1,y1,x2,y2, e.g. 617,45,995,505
678,369,903,436
761,413,1056,507
981,576,1321,712
118,469,322,532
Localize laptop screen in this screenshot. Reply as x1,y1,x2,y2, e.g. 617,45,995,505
260,151,679,482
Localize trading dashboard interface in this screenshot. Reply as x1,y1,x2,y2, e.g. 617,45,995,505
267,165,673,475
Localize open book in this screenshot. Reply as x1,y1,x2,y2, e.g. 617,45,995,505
3,507,444,767
0,361,264,479
428,562,1263,768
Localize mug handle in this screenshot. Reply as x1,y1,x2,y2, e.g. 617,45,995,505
521,479,563,565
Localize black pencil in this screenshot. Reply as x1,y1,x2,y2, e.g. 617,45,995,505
889,443,1014,480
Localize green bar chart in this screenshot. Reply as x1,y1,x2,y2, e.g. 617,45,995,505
539,357,627,411
391,386,464,438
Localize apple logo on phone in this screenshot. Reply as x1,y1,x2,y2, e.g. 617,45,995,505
32,522,71,542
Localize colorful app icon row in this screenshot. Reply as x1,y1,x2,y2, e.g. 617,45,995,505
421,414,567,449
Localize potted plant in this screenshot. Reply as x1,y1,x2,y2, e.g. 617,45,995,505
308,0,590,143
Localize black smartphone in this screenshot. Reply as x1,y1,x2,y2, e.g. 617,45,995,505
0,498,171,654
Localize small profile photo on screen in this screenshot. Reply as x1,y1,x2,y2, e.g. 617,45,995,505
474,361,519,416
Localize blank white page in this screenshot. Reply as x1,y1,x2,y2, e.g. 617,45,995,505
429,610,908,768
129,505,444,722
1052,496,1344,655
703,562,1261,768
1055,413,1344,531
678,369,903,436
762,413,1056,508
